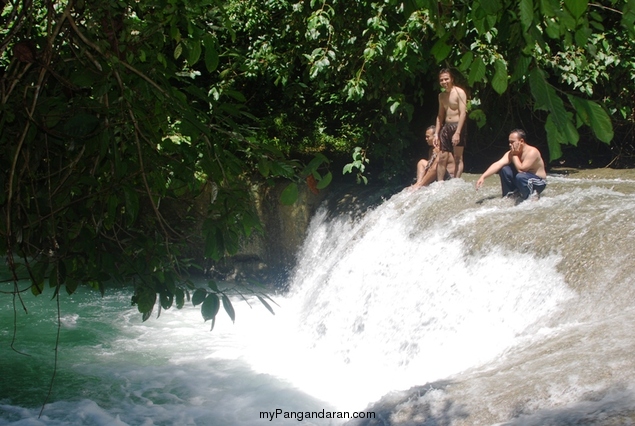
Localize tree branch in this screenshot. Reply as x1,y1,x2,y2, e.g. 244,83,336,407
65,13,170,97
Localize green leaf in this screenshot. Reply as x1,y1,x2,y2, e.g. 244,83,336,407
201,293,220,322
49,264,58,289
544,18,561,39
160,290,174,310
473,17,486,35
258,159,271,177
468,56,486,86
134,287,157,317
207,280,219,292
317,171,332,189
469,109,487,128
32,261,48,291
31,281,43,296
180,110,210,138
530,68,580,150
545,114,565,160
203,34,219,72
224,89,246,103
280,182,298,205
540,0,558,16
576,26,591,46
187,39,202,65
560,8,578,30
256,295,275,315
491,60,508,94
304,153,328,174
480,0,502,15
431,38,451,63
63,114,100,139
569,96,614,143
564,0,588,20
192,288,207,306
174,43,183,60
65,277,78,295
222,295,235,323
175,288,185,309
458,51,473,72
622,0,635,38
511,55,532,83
519,0,534,31
70,69,97,88
529,68,569,131
204,45,219,72
86,281,105,297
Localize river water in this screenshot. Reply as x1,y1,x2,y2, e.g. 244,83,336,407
1,169,635,425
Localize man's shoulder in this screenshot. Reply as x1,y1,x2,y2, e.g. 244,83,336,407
525,144,542,156
523,145,545,162
449,86,467,102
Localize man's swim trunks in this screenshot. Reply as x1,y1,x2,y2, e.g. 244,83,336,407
439,122,466,152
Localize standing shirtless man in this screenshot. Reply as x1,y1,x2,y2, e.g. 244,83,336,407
434,69,467,182
475,129,547,200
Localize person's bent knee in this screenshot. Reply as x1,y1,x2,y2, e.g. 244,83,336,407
514,173,534,199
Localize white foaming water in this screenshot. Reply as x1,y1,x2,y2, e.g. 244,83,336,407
241,187,575,410
1,293,337,425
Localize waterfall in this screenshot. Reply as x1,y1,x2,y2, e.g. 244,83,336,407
245,172,635,422
2,171,635,425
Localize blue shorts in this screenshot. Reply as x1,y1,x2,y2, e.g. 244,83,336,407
498,165,546,199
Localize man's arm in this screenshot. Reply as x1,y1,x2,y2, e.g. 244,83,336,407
434,94,446,147
475,152,510,189
420,164,438,187
452,88,467,145
511,148,539,173
420,149,441,186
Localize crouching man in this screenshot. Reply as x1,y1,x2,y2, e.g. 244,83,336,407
475,129,547,200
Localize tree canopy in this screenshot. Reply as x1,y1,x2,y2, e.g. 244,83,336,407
2,0,634,324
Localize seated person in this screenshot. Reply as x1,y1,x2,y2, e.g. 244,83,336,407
410,125,455,189
475,129,547,200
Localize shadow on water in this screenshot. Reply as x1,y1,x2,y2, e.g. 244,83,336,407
547,167,581,176
500,384,635,426
345,382,635,426
344,381,469,426
323,183,403,221
475,194,500,204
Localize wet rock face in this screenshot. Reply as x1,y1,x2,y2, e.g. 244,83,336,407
193,180,329,287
